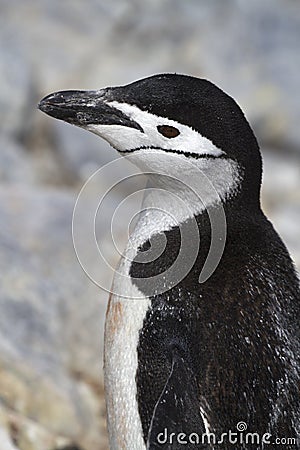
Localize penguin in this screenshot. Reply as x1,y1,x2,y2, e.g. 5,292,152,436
39,74,300,450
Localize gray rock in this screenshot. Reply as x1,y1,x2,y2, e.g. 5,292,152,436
262,149,300,269
0,186,111,449
0,137,34,185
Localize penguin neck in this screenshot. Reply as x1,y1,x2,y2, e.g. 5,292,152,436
128,161,262,252
128,167,243,251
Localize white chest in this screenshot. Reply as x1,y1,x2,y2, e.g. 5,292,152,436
104,238,150,449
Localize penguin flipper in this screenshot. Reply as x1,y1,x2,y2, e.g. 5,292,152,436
147,350,207,449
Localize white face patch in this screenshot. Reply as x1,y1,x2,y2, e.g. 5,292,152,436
86,101,224,158
86,100,241,209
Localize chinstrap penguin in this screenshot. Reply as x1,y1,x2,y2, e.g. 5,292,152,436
39,74,300,450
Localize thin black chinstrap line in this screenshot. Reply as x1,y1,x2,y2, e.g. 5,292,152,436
119,146,227,160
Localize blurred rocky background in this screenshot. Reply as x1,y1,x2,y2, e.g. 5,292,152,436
0,0,299,449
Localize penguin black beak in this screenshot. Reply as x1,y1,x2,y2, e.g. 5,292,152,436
38,89,143,131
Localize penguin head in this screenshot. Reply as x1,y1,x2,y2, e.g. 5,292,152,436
39,74,262,208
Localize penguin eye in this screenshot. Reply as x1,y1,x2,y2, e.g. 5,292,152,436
157,125,180,138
